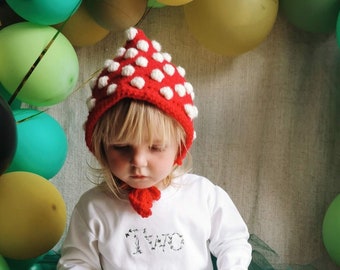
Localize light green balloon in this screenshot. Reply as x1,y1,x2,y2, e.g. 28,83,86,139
322,194,340,266
0,22,79,106
0,255,9,270
0,83,21,110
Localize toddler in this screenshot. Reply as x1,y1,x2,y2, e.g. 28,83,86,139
58,27,252,270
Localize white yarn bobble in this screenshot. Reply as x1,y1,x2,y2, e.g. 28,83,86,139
160,87,174,100
137,40,149,52
152,40,161,52
151,69,165,82
184,104,198,119
162,52,172,62
152,52,164,63
104,59,114,68
89,77,97,89
116,47,126,57
177,66,186,77
107,84,117,95
130,76,145,89
125,48,138,59
163,64,175,76
107,61,120,72
98,76,109,88
121,65,135,76
184,82,193,94
174,84,186,97
136,56,148,67
86,97,96,111
184,82,195,99
126,27,138,41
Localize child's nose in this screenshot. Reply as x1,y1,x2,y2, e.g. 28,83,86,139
130,148,148,167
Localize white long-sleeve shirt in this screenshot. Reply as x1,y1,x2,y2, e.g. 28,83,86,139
58,174,252,270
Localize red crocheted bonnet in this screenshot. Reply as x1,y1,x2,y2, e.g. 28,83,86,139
84,27,198,164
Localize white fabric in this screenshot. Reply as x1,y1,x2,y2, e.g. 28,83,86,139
57,174,251,270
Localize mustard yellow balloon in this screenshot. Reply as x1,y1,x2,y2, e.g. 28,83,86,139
57,2,110,47
0,172,66,260
184,0,278,56
158,0,193,6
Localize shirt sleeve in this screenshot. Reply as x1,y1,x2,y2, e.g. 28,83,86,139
208,185,252,270
57,206,101,270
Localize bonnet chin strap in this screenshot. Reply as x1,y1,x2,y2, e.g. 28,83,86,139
128,186,161,218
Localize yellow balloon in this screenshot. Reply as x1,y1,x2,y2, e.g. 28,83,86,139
184,0,278,56
57,2,110,47
158,0,193,6
0,172,66,260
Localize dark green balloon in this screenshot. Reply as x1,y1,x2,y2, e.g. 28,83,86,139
4,257,37,270
323,194,340,266
280,0,340,33
0,255,9,270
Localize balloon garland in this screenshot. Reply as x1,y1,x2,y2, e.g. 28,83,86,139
0,0,339,269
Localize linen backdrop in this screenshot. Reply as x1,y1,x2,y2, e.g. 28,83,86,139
46,6,339,269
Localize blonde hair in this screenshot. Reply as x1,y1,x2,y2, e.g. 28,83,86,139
90,99,192,199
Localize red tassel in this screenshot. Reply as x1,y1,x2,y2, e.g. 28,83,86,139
128,186,161,218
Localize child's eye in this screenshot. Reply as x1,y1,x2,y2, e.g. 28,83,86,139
111,145,131,152
149,145,166,152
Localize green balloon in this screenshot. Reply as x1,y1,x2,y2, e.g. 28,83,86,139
6,0,81,25
4,256,38,270
0,22,79,106
147,0,165,8
6,109,68,179
0,255,9,270
322,194,340,266
279,0,340,33
0,83,21,110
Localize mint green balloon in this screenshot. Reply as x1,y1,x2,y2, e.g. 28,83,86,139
6,109,68,179
0,22,79,106
6,0,81,25
322,194,340,266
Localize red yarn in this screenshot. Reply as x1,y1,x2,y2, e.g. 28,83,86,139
128,186,161,218
84,27,197,165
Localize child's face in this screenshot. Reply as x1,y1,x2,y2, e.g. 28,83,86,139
104,138,178,190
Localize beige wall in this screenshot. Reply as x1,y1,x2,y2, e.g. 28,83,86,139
50,7,340,268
